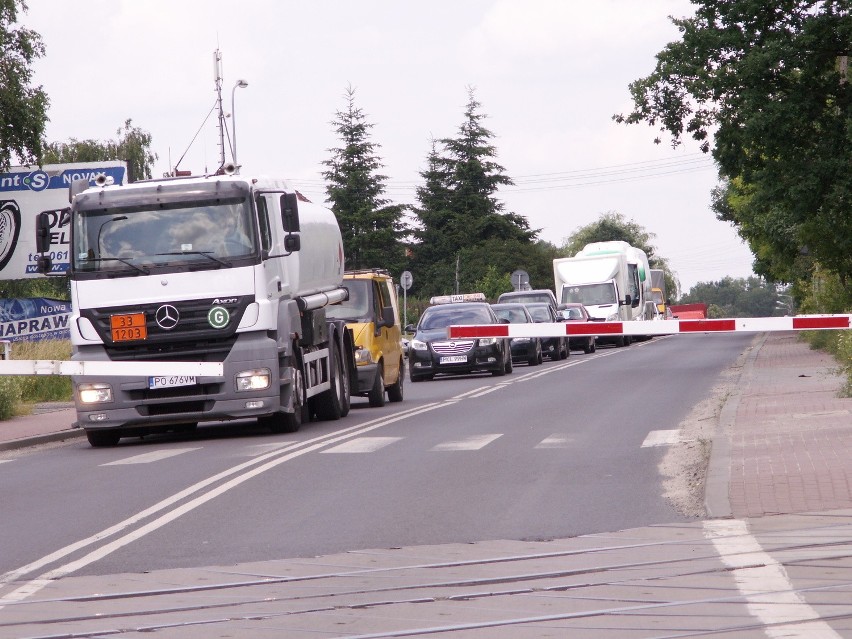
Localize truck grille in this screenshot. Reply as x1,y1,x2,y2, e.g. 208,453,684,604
81,296,251,360
432,340,474,355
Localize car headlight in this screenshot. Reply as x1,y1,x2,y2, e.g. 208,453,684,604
236,368,271,391
354,347,373,365
78,383,112,404
478,337,497,346
411,339,428,351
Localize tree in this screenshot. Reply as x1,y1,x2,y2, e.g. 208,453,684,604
0,0,49,171
322,86,407,273
411,88,538,297
615,0,852,296
680,276,784,318
41,119,157,182
560,211,680,298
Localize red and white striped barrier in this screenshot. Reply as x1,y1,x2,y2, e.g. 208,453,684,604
448,314,852,339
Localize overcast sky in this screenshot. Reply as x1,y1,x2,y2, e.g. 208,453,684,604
23,0,756,294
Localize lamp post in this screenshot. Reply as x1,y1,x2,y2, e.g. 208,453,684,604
231,79,248,167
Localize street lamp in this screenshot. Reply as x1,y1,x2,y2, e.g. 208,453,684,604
231,79,248,167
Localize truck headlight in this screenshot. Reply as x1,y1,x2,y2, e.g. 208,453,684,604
478,337,497,346
606,312,619,321
354,347,373,365
236,368,271,391
78,383,112,404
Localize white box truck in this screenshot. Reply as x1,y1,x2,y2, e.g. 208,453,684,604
554,241,656,345
35,171,356,446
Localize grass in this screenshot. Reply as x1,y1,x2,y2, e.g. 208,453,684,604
0,339,73,420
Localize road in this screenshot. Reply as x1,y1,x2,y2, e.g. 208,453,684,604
0,333,751,585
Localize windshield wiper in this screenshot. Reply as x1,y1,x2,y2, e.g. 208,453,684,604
83,257,149,275
155,251,231,267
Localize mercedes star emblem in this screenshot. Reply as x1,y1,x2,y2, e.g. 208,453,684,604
155,304,180,330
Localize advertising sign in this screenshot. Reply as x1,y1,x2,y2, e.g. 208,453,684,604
0,298,71,342
0,162,127,279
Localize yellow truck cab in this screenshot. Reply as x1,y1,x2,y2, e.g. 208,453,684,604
326,269,405,406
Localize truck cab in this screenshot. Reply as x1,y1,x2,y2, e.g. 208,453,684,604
325,269,404,406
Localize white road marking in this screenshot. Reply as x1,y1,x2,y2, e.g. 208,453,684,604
242,442,298,456
704,519,842,638
431,434,502,451
641,429,681,448
321,437,402,453
536,434,573,449
101,448,200,466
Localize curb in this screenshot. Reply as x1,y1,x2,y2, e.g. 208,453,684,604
0,427,86,452
704,332,767,519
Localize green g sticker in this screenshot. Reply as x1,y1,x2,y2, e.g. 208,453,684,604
208,306,230,329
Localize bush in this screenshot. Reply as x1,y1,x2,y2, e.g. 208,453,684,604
0,340,73,419
0,376,22,420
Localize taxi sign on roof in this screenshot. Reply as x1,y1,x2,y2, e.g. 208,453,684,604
429,292,486,305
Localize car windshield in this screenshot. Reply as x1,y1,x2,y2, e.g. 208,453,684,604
72,197,257,273
562,283,617,306
493,307,528,323
420,305,492,330
526,305,552,322
326,280,372,322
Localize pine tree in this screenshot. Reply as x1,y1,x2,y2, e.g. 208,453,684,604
411,88,537,297
322,86,406,273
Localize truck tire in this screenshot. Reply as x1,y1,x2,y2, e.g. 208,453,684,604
368,363,386,407
86,429,121,447
263,357,304,433
583,338,595,354
314,340,345,420
387,358,404,402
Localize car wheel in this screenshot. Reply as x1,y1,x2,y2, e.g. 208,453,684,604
504,348,513,374
387,359,404,402
368,363,386,407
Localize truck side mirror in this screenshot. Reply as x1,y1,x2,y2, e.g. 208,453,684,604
281,193,300,232
621,294,632,307
35,211,53,253
284,234,301,252
36,254,53,274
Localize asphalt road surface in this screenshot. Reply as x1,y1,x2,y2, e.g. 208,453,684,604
0,333,752,582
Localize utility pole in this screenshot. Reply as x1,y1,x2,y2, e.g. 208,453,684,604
213,49,226,169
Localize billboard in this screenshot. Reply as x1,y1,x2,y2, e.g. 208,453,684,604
0,162,127,279
0,298,71,342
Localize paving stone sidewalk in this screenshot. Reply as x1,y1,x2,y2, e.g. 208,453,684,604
726,332,852,518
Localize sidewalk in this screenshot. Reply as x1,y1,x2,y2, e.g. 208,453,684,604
2,331,852,638
0,401,81,451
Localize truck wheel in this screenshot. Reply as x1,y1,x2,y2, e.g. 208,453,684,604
264,366,304,433
314,341,345,420
368,363,386,407
584,338,595,354
387,358,404,402
86,429,121,447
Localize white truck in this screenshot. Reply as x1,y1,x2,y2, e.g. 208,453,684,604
34,171,356,446
553,241,655,346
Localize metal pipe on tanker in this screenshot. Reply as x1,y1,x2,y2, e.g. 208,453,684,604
296,287,349,312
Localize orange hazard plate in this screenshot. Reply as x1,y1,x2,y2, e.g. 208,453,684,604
110,313,147,342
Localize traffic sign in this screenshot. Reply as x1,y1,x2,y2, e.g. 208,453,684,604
400,270,413,290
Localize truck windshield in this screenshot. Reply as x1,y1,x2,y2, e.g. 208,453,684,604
562,283,616,306
72,197,257,273
326,280,372,322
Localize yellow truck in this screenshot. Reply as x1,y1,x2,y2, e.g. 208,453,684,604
326,269,405,406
